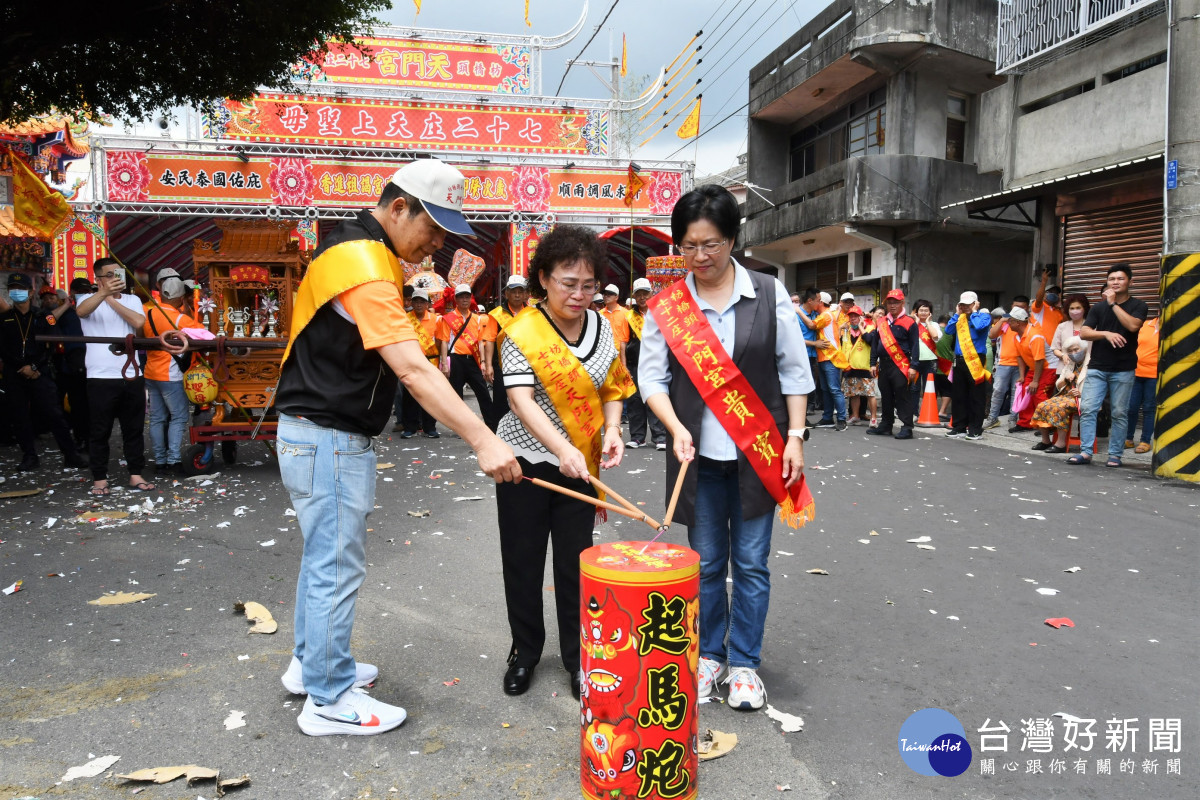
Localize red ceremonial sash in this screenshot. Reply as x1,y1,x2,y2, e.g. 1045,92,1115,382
651,280,815,529
918,322,952,374
877,314,912,375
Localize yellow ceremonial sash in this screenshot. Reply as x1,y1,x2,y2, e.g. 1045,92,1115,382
877,314,912,376
489,304,516,345
651,280,815,529
283,239,403,364
409,311,439,359
503,307,615,498
627,308,646,340
957,313,990,384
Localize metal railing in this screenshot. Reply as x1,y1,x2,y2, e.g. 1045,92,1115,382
996,0,1164,73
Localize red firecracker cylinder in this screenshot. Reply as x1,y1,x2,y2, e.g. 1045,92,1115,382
580,541,700,800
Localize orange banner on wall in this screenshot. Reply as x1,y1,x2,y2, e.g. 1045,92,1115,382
208,93,607,157
297,38,532,94
104,150,687,217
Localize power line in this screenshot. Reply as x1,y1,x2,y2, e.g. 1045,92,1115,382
555,0,623,97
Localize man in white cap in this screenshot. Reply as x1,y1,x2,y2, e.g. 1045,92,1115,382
943,291,992,440
397,287,441,438
436,283,500,430
142,277,205,473
600,282,630,370
837,291,856,330
275,158,521,737
484,273,530,422
624,277,668,449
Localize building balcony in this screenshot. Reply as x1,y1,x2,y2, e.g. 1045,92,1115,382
750,0,999,125
742,154,1003,250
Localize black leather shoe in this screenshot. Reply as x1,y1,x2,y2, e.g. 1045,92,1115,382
17,455,39,472
570,670,581,701
865,426,891,436
894,427,913,440
63,452,87,469
503,663,534,695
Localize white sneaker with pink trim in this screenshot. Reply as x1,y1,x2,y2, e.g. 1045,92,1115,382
697,657,725,698
725,666,766,710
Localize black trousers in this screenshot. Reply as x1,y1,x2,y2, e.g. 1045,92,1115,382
58,350,89,443
449,353,498,431
400,382,437,433
490,347,510,423
496,457,595,674
87,377,146,480
878,359,915,430
950,356,989,436
626,383,665,444
808,356,823,411
2,374,78,459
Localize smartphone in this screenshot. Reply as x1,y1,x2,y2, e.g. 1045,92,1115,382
110,270,127,291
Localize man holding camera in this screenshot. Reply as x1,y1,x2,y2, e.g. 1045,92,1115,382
76,257,154,495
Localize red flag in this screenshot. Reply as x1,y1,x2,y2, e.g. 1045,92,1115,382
624,164,645,208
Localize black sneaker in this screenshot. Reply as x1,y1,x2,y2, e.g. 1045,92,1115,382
945,429,965,438
865,427,891,436
894,427,914,440
1008,424,1026,433
424,430,440,439
814,419,836,429
834,420,848,432
964,432,983,441
63,452,87,469
17,454,39,472
399,431,417,439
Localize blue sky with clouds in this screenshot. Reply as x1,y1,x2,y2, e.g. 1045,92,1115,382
382,0,828,177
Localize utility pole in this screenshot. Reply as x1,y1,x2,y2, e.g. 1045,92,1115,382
1154,0,1200,482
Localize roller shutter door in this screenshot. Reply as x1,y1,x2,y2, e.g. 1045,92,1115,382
1062,199,1162,316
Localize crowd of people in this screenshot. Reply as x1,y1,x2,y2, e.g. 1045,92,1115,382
0,161,1165,741
788,263,1158,466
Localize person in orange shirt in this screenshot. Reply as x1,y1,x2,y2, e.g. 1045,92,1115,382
1008,307,1056,433
142,277,203,474
809,292,848,430
437,283,500,430
1031,266,1065,341
1125,316,1160,453
984,300,1029,429
600,283,630,370
398,288,442,438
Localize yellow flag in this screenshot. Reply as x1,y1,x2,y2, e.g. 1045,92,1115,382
413,0,421,13
676,96,701,139
621,34,628,78
525,0,532,27
12,155,71,239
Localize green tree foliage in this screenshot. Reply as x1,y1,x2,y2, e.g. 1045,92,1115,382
0,0,389,124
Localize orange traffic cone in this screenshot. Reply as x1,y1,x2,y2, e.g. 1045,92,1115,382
916,373,943,427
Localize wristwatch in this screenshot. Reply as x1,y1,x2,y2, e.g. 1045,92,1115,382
787,428,810,441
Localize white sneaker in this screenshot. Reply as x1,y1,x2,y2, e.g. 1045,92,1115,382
281,655,379,695
625,440,642,449
725,667,766,710
297,688,406,736
697,657,726,698
655,442,667,451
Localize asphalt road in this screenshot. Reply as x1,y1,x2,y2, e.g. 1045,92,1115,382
0,417,1196,800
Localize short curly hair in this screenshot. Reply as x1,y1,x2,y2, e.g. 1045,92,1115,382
527,225,607,300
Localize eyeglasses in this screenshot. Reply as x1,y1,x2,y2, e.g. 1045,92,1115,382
678,240,728,257
549,276,599,295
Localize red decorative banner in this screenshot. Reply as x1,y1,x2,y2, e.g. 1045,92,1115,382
296,38,532,95
510,220,553,277
52,212,107,289
103,150,686,217
209,93,607,157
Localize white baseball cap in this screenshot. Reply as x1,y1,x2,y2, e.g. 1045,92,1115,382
160,277,187,300
156,268,180,282
592,293,604,303
632,278,652,293
1009,306,1030,321
455,283,473,295
819,291,832,304
390,159,475,237
840,291,855,301
959,291,979,305
505,275,527,290
411,288,430,301
603,283,619,295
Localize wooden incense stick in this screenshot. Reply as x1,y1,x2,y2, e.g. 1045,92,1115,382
641,458,690,553
524,477,661,529
585,474,643,520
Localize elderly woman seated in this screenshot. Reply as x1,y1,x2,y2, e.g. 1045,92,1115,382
1031,336,1089,454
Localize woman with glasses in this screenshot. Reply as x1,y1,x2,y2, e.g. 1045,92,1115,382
638,184,815,711
493,225,636,700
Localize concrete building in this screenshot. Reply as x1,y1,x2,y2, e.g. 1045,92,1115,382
951,0,1168,314
743,0,1032,314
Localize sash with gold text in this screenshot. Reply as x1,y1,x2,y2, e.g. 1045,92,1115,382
409,311,439,361
627,308,646,340
651,280,815,529
918,322,952,374
877,314,912,376
956,313,990,384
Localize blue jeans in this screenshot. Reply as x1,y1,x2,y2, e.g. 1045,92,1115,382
1126,376,1156,444
987,364,1019,420
687,458,775,669
146,379,189,464
277,413,376,705
1078,369,1135,459
816,359,847,422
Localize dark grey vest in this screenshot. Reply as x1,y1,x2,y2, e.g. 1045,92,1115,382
664,269,787,528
